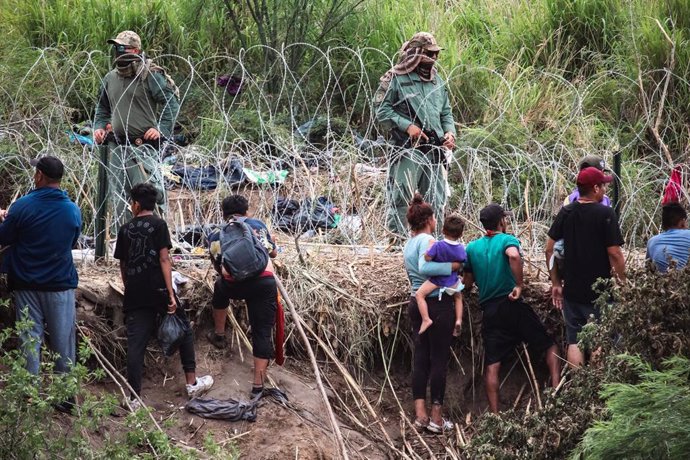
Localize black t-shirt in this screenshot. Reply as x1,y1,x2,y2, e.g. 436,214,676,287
114,215,172,311
548,202,624,304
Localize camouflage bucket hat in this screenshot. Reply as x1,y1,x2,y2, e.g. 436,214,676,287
407,32,442,52
107,30,142,49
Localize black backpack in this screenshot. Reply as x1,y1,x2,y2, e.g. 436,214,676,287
219,217,269,281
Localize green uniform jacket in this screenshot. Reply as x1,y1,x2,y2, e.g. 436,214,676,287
374,72,456,140
94,69,179,139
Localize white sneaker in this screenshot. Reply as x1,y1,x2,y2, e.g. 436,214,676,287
186,375,214,398
427,418,454,434
123,397,143,412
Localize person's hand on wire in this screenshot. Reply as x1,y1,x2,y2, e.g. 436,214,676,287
143,128,161,141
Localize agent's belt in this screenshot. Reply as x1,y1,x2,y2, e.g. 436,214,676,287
114,134,161,149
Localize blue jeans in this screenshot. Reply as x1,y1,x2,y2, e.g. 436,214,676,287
14,290,76,375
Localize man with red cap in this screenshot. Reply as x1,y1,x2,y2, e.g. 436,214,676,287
545,167,626,368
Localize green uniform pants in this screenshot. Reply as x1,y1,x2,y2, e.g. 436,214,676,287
107,142,167,233
386,149,447,236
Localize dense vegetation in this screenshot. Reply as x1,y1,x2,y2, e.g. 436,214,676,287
2,1,690,458
1,0,689,245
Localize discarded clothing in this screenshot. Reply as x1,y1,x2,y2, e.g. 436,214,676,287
216,75,244,96
243,168,288,185
170,160,245,190
185,388,289,422
272,196,338,234
176,224,219,248
67,130,94,146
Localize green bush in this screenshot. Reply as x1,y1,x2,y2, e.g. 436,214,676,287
573,354,690,460
0,302,215,459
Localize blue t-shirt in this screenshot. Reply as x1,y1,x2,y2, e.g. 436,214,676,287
0,187,81,291
427,239,466,288
403,233,453,297
646,229,690,273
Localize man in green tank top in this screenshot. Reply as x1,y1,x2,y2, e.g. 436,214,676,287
94,30,180,232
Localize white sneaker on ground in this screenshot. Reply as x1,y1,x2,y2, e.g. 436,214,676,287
427,418,454,434
123,397,143,412
186,375,214,398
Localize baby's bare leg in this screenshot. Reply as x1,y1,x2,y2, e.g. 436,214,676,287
415,280,438,334
452,293,463,337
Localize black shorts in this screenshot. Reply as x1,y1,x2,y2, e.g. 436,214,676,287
212,275,277,359
481,296,554,365
563,298,601,344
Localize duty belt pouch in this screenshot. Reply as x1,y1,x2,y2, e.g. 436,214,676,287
115,134,161,150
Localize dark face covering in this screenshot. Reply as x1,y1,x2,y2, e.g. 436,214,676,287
415,55,437,80
114,50,143,77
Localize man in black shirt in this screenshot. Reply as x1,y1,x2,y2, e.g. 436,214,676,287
114,183,213,409
545,167,626,368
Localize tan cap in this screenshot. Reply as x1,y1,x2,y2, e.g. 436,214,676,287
407,32,442,52
107,30,142,49
579,154,606,171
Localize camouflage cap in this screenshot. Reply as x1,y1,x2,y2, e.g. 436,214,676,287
579,154,606,171
107,30,142,49
407,32,442,52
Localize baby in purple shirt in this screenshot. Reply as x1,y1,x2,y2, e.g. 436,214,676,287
415,215,466,335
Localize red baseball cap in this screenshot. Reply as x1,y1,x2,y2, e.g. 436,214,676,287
577,166,613,187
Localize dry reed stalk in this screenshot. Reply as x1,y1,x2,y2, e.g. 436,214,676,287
275,276,350,460
512,382,527,411
285,297,405,456
76,324,206,457
376,309,405,407
522,343,543,411
400,411,436,459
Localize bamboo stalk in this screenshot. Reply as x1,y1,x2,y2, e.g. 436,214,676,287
77,324,205,457
522,343,543,411
275,276,350,460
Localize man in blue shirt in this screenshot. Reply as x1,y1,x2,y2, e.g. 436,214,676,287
647,203,690,272
0,156,81,412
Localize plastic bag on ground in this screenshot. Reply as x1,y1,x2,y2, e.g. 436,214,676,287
157,313,189,357
185,388,289,422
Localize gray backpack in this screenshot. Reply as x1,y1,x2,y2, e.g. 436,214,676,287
219,218,269,281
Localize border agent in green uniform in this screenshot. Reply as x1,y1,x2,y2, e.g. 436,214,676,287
374,32,457,238
93,30,180,232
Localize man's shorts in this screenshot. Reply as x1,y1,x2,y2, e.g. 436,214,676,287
563,298,601,345
481,296,555,365
212,275,277,359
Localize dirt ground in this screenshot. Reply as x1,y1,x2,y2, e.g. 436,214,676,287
127,342,380,459
67,246,565,459
74,265,390,459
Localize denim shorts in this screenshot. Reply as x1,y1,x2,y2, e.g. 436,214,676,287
563,299,601,344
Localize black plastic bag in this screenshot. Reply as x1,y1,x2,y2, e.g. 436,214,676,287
308,196,338,230
185,388,289,422
157,313,189,357
272,196,337,234
272,197,301,232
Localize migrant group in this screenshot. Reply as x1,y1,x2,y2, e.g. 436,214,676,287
376,31,690,433
1,30,689,433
